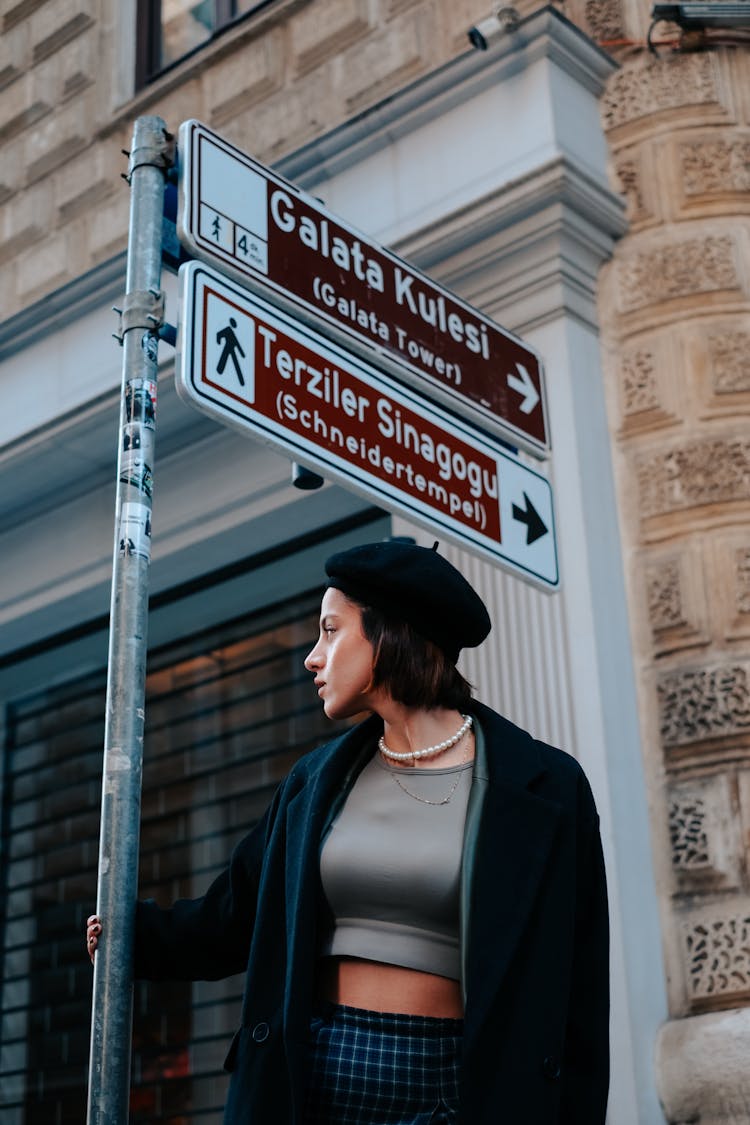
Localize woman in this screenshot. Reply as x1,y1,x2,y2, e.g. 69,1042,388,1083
87,539,609,1123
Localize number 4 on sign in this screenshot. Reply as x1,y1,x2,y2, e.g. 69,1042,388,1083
235,223,268,272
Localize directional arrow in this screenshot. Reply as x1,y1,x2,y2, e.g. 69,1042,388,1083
512,492,548,545
507,363,540,415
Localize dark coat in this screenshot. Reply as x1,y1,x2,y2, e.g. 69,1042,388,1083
135,701,609,1124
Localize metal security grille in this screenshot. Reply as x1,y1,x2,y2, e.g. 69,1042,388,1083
0,590,336,1123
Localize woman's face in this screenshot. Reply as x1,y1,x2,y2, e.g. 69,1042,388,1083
304,588,377,720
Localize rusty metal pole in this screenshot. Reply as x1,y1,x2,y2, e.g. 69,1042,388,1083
86,115,173,1125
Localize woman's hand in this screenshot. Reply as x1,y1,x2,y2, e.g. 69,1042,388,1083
86,915,102,964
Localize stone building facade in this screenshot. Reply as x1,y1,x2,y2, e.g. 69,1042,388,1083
0,0,749,1122
588,4,750,1120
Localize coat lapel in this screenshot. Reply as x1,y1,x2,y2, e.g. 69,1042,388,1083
282,718,379,1021
461,704,562,1052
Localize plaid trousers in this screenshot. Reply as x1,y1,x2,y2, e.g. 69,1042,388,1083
303,1004,463,1125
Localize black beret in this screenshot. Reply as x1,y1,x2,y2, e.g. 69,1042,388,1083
325,540,491,661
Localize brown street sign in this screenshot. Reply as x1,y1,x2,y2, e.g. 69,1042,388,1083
176,262,559,589
177,119,550,458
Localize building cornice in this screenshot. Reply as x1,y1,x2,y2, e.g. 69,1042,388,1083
399,155,626,332
281,7,618,188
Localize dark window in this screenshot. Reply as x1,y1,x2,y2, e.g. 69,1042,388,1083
136,0,276,87
0,589,338,1123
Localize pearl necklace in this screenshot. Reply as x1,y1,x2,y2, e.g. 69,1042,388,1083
378,714,473,762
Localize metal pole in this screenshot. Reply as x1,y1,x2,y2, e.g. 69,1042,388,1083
87,115,173,1125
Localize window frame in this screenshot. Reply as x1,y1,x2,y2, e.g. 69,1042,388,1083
135,0,269,88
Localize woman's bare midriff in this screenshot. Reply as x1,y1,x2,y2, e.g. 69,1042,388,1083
318,956,464,1018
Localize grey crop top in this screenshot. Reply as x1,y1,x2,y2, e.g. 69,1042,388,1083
318,751,473,980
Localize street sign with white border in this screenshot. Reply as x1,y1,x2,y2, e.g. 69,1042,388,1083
176,261,559,590
177,119,551,459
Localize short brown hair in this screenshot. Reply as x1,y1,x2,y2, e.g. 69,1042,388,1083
357,602,473,710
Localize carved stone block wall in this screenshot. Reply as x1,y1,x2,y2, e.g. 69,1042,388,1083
670,791,710,870
612,143,658,227
674,318,750,422
594,8,750,1105
560,0,627,44
601,53,730,136
636,436,750,527
340,11,430,115
0,0,477,318
582,0,625,43
616,335,679,433
29,6,94,67
644,546,708,655
8,1,56,35
290,0,373,76
668,774,740,892
678,135,750,200
616,234,741,316
681,902,750,1010
708,327,750,397
710,533,750,644
205,33,283,126
0,179,52,266
657,661,750,754
54,144,115,225
737,550,750,618
738,771,750,863
622,346,660,413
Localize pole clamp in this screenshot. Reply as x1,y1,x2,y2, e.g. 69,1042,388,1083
112,289,166,344
122,127,176,184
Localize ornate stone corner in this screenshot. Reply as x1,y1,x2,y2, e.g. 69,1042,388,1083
668,774,741,894
656,1007,750,1123
657,660,750,760
644,547,709,656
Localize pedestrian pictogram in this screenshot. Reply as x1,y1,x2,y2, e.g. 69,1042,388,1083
201,290,255,401
216,317,246,385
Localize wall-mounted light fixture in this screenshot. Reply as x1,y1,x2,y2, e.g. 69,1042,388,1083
651,3,750,29
468,6,520,50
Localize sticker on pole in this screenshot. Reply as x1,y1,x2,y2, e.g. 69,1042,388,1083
177,262,559,590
